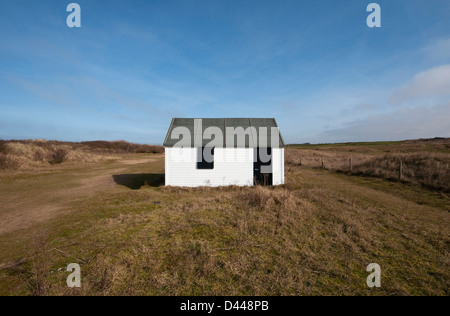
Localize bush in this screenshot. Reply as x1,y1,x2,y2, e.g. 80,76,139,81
0,154,8,169
49,148,68,165
0,141,6,154
33,149,46,161
0,154,19,170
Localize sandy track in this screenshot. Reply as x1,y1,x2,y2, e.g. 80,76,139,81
0,155,163,235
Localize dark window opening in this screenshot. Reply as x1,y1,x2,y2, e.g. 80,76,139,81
197,147,214,170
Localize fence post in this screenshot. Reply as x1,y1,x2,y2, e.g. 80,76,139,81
321,156,325,169
299,155,302,166
399,161,403,180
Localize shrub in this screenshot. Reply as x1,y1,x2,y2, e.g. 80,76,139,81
0,154,19,170
48,148,68,165
0,154,8,169
0,141,6,154
34,149,46,162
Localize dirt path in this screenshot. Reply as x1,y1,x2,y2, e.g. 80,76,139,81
0,154,164,235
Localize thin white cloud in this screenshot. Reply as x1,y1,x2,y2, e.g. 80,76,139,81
341,103,379,116
321,101,450,142
353,104,377,111
390,64,450,104
5,75,79,110
424,38,450,60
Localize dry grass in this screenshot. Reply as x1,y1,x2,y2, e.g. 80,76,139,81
0,143,448,296
0,156,448,296
286,139,450,192
0,154,19,170
80,140,164,154
289,138,450,154
22,234,51,296
0,139,163,171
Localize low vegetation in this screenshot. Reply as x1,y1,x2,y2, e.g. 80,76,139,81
0,141,448,296
286,138,450,192
0,139,164,171
79,141,164,154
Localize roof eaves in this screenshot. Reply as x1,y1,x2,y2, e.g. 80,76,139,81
163,118,175,147
273,118,286,147
249,118,257,147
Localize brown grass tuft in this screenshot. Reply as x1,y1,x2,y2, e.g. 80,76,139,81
21,235,51,296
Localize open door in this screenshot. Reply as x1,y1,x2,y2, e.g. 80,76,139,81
254,147,273,186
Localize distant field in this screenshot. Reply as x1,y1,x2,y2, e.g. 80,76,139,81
286,138,450,192
288,138,450,153
0,139,448,296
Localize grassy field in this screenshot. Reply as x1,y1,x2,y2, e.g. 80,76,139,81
286,138,450,192
0,141,449,296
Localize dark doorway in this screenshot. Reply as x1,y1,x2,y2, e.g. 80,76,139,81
254,147,273,186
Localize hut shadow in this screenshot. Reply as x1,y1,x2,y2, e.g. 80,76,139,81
113,173,165,190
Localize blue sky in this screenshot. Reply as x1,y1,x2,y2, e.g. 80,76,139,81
0,0,449,144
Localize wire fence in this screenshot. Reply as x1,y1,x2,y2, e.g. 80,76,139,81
286,150,450,192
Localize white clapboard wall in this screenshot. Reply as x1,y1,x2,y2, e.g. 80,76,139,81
165,147,284,187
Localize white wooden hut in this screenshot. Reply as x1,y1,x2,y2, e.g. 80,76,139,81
164,118,285,187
